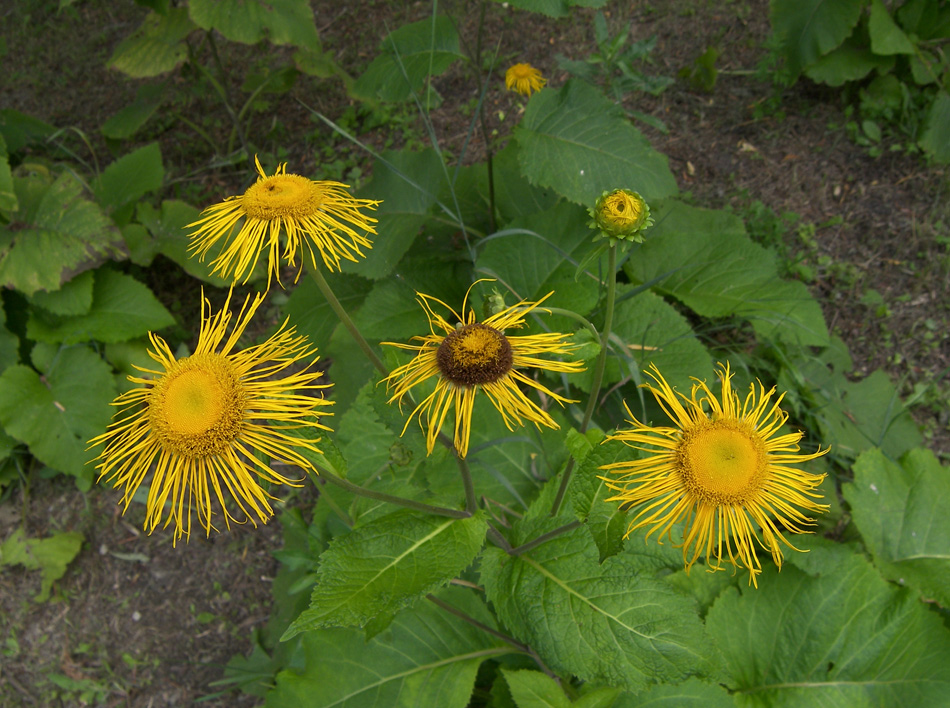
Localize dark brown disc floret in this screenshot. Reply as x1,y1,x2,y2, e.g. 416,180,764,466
436,323,513,386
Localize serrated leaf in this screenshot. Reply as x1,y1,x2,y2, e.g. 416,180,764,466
568,434,629,562
136,199,230,284
706,538,950,707
0,109,56,154
612,678,734,707
625,200,829,346
0,172,124,296
188,0,318,47
0,528,84,602
770,0,865,77
107,8,195,78
481,519,711,691
93,142,164,211
503,669,571,708
269,586,511,708
868,0,916,55
844,447,950,606
101,83,166,139
352,278,428,340
283,272,373,349
919,90,950,164
804,38,894,87
28,270,94,316
27,268,174,345
284,509,486,636
515,80,677,206
0,346,115,485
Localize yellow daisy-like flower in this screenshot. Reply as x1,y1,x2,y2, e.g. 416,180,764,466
188,156,381,289
88,289,332,544
600,363,828,587
505,62,547,96
383,283,583,458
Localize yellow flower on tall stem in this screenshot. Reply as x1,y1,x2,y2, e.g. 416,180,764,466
188,156,381,289
505,63,547,96
600,363,828,587
88,289,332,544
383,284,583,458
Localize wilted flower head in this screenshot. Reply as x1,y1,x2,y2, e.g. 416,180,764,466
589,188,654,245
505,63,547,96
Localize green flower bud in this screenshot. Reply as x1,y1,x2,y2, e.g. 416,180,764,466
588,189,654,245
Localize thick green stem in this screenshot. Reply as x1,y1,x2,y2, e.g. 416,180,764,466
509,520,582,556
308,267,388,376
317,468,471,519
550,244,617,516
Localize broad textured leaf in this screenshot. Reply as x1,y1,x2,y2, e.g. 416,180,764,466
353,15,464,102
0,528,84,602
283,272,372,350
567,429,628,562
625,200,829,346
93,142,164,211
515,80,677,206
707,538,950,707
770,0,865,76
268,587,511,708
27,268,175,345
919,91,950,163
481,520,711,691
0,109,56,154
503,669,570,708
844,447,950,606
101,83,166,139
28,270,94,316
0,307,17,374
189,0,319,48
135,199,230,284
612,678,735,707
107,8,195,78
352,278,428,340
0,134,15,212
868,0,916,55
284,509,486,636
0,345,115,486
0,172,124,296
804,38,894,86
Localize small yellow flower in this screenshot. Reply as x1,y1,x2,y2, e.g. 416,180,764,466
188,156,381,289
505,63,547,96
589,188,654,244
88,289,332,544
383,283,583,458
600,363,828,587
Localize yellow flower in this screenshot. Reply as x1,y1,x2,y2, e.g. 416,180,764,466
505,63,547,96
589,188,654,244
88,289,332,544
383,283,583,458
188,156,381,289
600,363,828,587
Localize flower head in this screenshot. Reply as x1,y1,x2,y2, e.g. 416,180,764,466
88,289,332,544
188,156,381,289
600,363,828,587
589,188,654,245
383,282,583,458
505,63,547,96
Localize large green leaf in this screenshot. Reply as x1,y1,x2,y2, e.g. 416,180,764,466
188,0,319,48
283,272,373,350
919,91,950,163
625,200,829,346
0,172,124,296
284,509,486,636
268,587,511,708
134,199,230,284
28,270,94,316
612,678,735,708
844,447,950,607
107,7,195,78
0,134,15,213
352,278,428,341
27,268,175,345
868,0,916,55
352,15,464,102
480,520,711,691
93,142,164,212
0,528,84,602
770,0,865,77
804,36,895,87
707,538,950,707
0,345,115,486
515,80,677,206
567,429,629,562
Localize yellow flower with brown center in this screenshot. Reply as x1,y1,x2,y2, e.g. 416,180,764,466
600,363,828,587
589,188,654,244
88,289,332,544
505,62,547,96
383,284,583,458
188,156,381,289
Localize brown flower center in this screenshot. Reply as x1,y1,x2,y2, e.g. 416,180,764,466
436,323,513,386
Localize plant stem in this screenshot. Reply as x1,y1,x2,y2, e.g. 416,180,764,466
317,468,471,519
308,267,388,376
542,307,600,341
509,520,582,555
550,244,618,516
486,524,513,553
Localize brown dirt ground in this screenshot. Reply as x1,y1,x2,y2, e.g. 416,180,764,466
1,0,948,706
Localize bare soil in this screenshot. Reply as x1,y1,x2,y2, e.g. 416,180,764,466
1,1,948,706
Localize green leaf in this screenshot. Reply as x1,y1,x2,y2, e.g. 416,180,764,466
770,0,865,77
868,0,917,55
706,538,950,707
93,142,164,211
189,0,319,48
352,278,428,341
503,669,571,708
0,134,16,213
283,272,373,349
27,268,175,345
804,38,894,87
501,0,608,18
0,109,56,154
624,200,829,346
269,586,511,708
28,270,94,316
0,305,18,374
0,172,124,296
612,678,735,707
0,346,116,486
107,8,195,78
101,83,166,140
284,510,486,636
568,431,629,562
481,520,711,691
515,80,677,206
0,528,84,602
919,91,950,164
844,447,950,606
352,15,464,102
136,199,230,284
